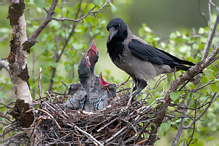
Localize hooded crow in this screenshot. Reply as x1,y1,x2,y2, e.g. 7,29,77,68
106,18,195,97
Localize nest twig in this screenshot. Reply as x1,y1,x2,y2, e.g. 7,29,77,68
0,89,162,145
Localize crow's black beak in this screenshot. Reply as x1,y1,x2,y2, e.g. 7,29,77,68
108,27,118,42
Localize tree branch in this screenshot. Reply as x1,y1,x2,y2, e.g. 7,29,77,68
67,123,104,146
23,0,58,49
194,2,219,85
183,93,217,129
51,0,110,22
172,93,193,146
0,58,10,72
0,0,6,5
197,0,208,24
148,44,219,145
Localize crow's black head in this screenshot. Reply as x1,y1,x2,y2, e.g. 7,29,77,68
106,18,128,42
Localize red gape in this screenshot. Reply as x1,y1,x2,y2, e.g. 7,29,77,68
99,72,111,89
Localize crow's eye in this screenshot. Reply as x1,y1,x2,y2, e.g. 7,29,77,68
114,24,120,29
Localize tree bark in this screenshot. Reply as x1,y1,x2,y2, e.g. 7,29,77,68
7,1,32,104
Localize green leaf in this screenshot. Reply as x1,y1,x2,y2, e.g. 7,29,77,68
65,63,72,72
160,123,170,133
170,92,181,103
189,83,195,90
27,0,34,4
198,27,205,34
210,84,218,93
147,98,155,105
42,75,50,83
97,13,104,18
109,2,117,12
200,96,208,101
198,43,205,50
48,0,53,5
36,0,45,8
90,17,99,26
0,91,5,98
149,89,156,94
73,43,83,50
184,92,190,100
201,76,208,83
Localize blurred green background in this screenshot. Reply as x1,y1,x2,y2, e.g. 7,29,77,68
0,0,218,145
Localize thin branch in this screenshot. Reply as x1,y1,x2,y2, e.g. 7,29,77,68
192,75,219,92
0,0,6,5
187,99,197,145
172,92,193,146
51,0,110,22
197,0,208,24
36,109,62,130
27,0,58,46
202,0,213,60
52,6,97,22
67,123,104,146
105,126,127,143
0,33,10,42
148,43,219,145
183,93,217,129
194,3,219,84
117,76,131,88
0,58,10,72
38,67,43,99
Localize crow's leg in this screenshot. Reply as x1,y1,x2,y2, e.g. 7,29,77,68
132,79,147,98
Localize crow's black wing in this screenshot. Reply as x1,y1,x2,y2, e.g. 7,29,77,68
128,39,194,68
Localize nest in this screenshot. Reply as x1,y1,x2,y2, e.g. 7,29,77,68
0,88,163,145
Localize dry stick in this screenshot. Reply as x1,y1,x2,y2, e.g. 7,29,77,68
117,76,131,88
105,126,127,144
0,129,28,143
37,109,62,130
97,117,118,132
126,79,135,107
38,68,43,100
67,123,103,146
121,119,138,134
61,81,68,90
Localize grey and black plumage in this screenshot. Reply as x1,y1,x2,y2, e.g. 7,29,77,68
66,40,117,112
78,55,91,92
87,40,100,88
106,18,195,97
66,83,87,110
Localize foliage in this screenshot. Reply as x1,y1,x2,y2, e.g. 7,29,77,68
0,0,218,145
26,1,109,98
138,15,219,145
